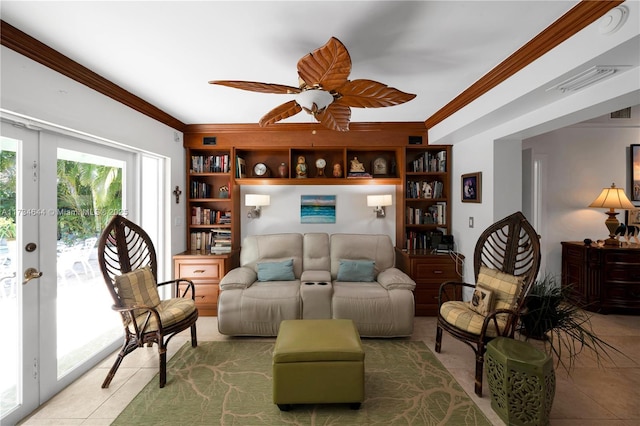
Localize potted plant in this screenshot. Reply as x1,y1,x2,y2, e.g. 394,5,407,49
518,274,625,371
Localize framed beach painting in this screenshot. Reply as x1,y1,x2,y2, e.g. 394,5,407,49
300,195,336,224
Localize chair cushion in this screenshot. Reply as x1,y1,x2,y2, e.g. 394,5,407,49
476,266,524,312
440,301,505,337
131,298,197,333
336,259,375,282
257,259,295,281
114,266,161,310
469,284,494,316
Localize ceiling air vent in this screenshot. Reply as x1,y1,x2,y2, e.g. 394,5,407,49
610,107,631,119
548,66,627,93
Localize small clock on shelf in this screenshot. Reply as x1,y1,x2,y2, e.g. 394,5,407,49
372,157,388,176
253,162,270,177
315,158,326,177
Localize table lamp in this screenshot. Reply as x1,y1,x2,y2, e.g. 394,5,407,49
588,183,634,246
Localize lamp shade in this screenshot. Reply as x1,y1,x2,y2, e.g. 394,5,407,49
588,183,634,210
367,194,392,207
245,194,270,207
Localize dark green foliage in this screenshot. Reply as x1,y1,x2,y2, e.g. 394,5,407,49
519,274,626,372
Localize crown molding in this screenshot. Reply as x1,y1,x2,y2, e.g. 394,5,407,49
1,19,186,131
424,0,625,129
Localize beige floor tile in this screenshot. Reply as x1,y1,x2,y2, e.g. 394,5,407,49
15,313,640,426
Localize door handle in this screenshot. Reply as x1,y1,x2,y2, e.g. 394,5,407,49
23,267,43,285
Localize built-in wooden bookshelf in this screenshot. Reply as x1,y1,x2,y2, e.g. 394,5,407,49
403,145,452,251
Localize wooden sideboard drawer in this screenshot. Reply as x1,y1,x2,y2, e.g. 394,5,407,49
604,266,640,284
561,241,640,314
603,283,640,309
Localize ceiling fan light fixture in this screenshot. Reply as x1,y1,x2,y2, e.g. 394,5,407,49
295,89,334,114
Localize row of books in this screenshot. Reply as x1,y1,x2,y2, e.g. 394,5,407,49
190,181,212,198
191,207,231,225
405,229,447,251
409,150,446,173
407,180,444,199
190,228,232,253
191,154,230,173
406,202,447,225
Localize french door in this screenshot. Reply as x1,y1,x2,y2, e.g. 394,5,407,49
0,123,135,425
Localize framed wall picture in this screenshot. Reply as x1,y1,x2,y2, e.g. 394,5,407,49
300,195,336,224
631,144,640,202
461,172,482,203
627,208,640,227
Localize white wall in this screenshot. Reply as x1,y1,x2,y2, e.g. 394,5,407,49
1,46,187,275
523,109,640,277
240,185,397,243
430,3,639,293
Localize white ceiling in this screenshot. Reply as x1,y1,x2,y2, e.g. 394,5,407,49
0,1,589,126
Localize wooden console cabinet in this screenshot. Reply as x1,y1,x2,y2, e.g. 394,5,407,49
561,241,640,314
396,249,464,316
173,251,238,316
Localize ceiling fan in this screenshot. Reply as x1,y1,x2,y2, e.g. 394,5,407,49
210,37,416,131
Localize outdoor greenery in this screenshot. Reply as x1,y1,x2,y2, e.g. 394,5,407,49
0,148,121,244
56,160,122,244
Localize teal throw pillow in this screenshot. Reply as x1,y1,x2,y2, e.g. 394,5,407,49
257,259,295,281
337,259,375,282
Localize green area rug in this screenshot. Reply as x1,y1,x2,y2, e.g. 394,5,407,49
113,340,491,425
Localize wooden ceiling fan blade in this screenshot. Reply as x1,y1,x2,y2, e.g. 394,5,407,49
316,103,351,132
259,100,303,126
210,80,301,94
297,37,351,91
337,79,416,108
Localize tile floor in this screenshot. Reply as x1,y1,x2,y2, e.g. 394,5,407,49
17,314,640,425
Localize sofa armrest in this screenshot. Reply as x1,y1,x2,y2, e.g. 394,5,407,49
377,268,416,291
219,266,257,290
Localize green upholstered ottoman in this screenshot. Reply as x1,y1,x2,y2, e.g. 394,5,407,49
485,337,555,426
273,319,364,411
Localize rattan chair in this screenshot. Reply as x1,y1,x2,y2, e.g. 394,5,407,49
97,214,198,388
435,211,540,397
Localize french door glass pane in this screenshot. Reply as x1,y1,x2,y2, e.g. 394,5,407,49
0,137,19,417
55,148,123,378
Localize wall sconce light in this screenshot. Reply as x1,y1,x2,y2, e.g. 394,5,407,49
245,194,270,218
367,194,392,218
588,182,634,245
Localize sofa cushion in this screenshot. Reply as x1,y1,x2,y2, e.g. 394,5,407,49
476,266,524,312
439,300,506,337
469,284,494,316
337,259,375,282
241,233,303,278
114,266,161,312
257,259,295,281
330,234,395,279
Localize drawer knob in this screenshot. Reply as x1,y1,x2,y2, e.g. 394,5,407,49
433,270,443,274
194,269,205,274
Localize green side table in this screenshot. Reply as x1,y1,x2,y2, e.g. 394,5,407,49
485,337,555,426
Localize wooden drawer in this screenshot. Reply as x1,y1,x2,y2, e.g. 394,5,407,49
603,283,640,310
177,260,223,282
178,282,219,316
604,266,640,284
412,259,459,283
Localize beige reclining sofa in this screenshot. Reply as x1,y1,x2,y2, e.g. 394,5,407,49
217,232,416,337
